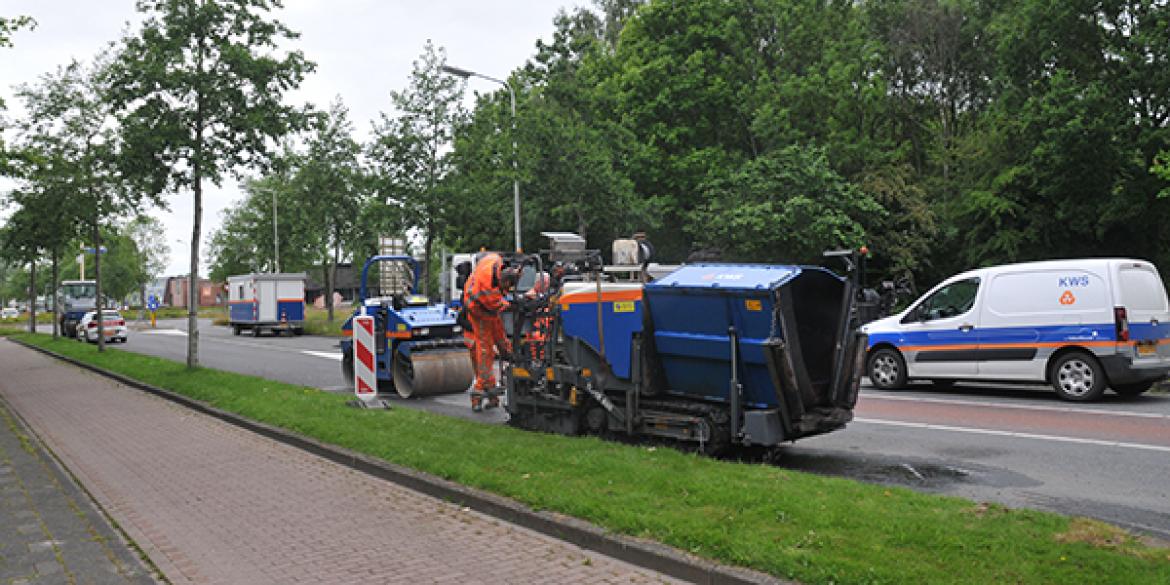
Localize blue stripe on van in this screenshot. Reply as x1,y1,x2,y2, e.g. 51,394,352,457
867,323,1123,350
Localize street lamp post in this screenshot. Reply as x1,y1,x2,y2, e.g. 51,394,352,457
440,64,521,252
271,185,280,273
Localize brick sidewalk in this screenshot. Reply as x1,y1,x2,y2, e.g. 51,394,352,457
0,341,680,584
0,397,156,584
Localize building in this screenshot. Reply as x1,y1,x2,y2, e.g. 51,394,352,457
164,276,223,308
305,264,361,305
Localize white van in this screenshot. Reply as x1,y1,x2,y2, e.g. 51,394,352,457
862,259,1170,401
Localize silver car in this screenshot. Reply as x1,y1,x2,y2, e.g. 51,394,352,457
77,310,128,343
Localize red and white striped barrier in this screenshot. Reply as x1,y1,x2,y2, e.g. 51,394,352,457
353,313,377,401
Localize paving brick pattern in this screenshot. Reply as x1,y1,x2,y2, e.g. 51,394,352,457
0,342,680,584
0,397,156,584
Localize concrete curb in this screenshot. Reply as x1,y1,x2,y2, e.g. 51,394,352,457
10,338,787,585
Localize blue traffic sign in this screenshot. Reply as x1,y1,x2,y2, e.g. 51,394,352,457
147,295,159,311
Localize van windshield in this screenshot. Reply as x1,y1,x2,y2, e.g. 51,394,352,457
913,278,980,321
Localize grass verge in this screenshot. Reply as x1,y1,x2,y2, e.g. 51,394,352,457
10,333,1170,584
300,305,348,337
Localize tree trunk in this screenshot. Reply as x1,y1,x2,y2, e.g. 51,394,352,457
95,223,105,352
52,251,59,340
327,241,340,323
188,22,205,369
27,260,36,334
188,172,202,368
422,220,433,298
323,257,334,323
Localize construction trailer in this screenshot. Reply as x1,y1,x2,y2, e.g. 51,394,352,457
227,273,307,336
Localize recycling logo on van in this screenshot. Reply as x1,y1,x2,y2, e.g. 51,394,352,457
1059,290,1076,305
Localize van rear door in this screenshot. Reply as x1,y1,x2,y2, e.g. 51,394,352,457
1115,261,1170,363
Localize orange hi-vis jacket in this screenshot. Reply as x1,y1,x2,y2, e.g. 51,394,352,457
463,253,508,314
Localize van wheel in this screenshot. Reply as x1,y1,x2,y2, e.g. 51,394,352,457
1051,352,1106,401
868,348,907,390
1113,381,1153,397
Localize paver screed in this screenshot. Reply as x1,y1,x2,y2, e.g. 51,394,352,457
0,341,681,584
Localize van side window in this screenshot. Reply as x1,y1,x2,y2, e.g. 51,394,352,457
912,278,980,322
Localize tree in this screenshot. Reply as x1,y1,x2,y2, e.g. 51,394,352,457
369,41,465,296
296,98,364,321
12,58,139,349
0,15,35,170
124,215,170,311
3,148,79,338
208,165,322,282
688,145,882,264
108,0,314,367
0,203,45,332
0,15,34,48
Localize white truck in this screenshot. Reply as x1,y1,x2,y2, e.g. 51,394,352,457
57,280,98,338
863,258,1170,401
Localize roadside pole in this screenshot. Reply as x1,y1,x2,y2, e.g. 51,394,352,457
147,295,159,329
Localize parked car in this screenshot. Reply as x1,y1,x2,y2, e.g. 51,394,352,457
77,310,128,343
862,258,1170,401
1,308,19,320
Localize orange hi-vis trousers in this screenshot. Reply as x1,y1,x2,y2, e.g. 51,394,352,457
469,311,511,391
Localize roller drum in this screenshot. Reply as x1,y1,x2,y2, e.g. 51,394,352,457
393,349,474,398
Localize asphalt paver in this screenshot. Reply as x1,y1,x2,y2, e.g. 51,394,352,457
0,341,680,584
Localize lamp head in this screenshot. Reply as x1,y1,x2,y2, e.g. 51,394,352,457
440,65,472,79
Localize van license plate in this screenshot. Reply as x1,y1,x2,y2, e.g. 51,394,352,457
1136,342,1157,357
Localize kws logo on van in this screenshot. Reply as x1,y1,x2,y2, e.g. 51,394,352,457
1058,275,1090,287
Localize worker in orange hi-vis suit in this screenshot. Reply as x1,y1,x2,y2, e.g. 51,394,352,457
524,272,552,361
463,253,519,412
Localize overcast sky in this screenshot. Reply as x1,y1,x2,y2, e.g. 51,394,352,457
1,0,577,275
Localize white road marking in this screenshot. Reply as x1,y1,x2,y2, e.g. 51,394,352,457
301,350,342,361
863,393,1170,420
855,417,1170,453
140,329,187,337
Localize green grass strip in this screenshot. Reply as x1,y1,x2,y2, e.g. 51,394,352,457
11,333,1170,584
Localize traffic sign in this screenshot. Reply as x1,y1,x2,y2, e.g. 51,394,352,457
147,295,160,312
353,313,377,401
83,246,108,254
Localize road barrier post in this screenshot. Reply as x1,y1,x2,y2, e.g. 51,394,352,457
349,307,389,409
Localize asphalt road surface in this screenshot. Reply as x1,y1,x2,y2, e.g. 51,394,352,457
44,318,1170,541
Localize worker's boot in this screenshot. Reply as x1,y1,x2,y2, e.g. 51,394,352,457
470,390,484,413
483,387,503,410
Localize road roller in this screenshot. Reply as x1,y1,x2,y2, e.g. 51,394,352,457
340,255,474,398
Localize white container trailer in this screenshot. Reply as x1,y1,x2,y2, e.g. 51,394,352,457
227,273,307,337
